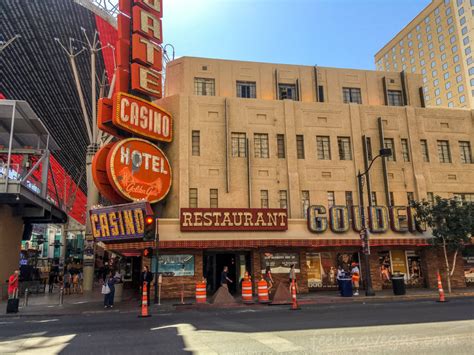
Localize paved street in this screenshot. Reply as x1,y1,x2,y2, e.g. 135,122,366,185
1,297,473,354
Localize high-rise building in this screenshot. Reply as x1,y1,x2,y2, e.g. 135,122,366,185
375,0,474,109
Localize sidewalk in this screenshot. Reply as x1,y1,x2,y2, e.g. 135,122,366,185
2,286,474,318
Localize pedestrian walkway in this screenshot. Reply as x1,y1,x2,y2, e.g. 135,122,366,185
2,286,474,317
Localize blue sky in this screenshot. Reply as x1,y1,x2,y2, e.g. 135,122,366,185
163,0,430,70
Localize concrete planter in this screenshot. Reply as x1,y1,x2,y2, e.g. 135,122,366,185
114,283,123,303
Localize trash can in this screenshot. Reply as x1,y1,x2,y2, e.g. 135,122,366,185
340,277,353,297
114,282,123,302
391,274,406,295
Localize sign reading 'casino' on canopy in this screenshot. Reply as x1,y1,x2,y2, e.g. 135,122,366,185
92,0,172,205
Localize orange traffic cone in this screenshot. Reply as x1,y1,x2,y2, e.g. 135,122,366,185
437,272,447,303
139,281,151,317
290,280,300,310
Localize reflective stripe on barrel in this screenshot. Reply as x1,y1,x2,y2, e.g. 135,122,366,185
195,282,207,303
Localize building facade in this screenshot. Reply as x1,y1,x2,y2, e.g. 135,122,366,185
110,56,473,298
375,0,474,109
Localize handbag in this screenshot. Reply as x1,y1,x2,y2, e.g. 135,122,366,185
101,283,111,295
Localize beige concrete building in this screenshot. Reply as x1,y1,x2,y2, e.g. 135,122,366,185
375,0,474,109
119,56,473,298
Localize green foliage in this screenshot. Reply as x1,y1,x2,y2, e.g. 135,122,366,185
411,196,473,251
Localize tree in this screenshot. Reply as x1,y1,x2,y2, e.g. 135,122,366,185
412,196,474,293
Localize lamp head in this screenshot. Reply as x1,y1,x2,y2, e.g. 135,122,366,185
379,148,392,158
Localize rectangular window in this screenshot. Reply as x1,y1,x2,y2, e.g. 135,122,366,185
318,86,325,102
279,190,288,209
261,190,269,208
327,191,335,208
337,137,352,160
279,84,297,100
277,134,285,159
453,193,474,203
210,189,218,208
236,81,256,99
192,130,200,156
427,192,435,204
342,87,362,104
366,137,373,161
459,141,472,163
254,133,269,158
388,90,404,106
231,132,247,157
401,138,410,162
437,140,452,163
301,190,310,218
389,192,395,206
194,78,215,96
420,139,430,162
407,192,415,204
384,138,396,161
345,191,353,207
317,136,331,160
296,135,305,159
371,192,378,205
189,188,198,208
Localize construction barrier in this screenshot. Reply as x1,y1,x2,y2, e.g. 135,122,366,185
195,280,207,304
241,280,253,304
139,281,151,317
290,280,300,310
437,272,446,303
257,278,270,304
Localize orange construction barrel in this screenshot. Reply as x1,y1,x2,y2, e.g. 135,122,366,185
195,280,207,304
241,280,253,304
257,278,270,304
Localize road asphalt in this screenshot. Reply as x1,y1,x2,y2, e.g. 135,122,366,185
0,297,473,354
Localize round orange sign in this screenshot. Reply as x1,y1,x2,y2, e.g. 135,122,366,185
106,138,172,204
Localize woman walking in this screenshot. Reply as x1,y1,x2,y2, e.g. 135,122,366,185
264,266,274,294
102,272,116,308
288,264,299,293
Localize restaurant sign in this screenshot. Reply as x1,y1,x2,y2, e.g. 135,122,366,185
90,201,153,242
180,208,288,231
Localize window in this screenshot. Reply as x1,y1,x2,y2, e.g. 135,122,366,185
371,192,378,205
194,78,215,96
459,141,472,163
301,191,310,218
254,133,269,158
437,140,452,163
327,191,335,208
389,192,395,206
261,190,269,208
421,140,430,162
277,134,285,159
388,90,403,106
318,86,325,102
296,135,305,159
401,139,410,162
407,192,415,204
279,190,288,209
342,87,362,104
337,137,352,160
366,137,373,161
189,188,198,208
345,191,353,208
427,192,435,204
384,138,396,161
279,84,297,100
231,132,247,157
210,189,218,208
453,193,474,202
192,130,200,156
236,81,256,99
317,136,331,160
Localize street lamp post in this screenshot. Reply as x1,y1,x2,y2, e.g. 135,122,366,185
357,148,392,297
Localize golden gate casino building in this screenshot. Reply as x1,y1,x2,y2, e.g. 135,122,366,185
100,55,473,298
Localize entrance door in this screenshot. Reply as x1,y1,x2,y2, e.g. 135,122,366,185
203,251,251,294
